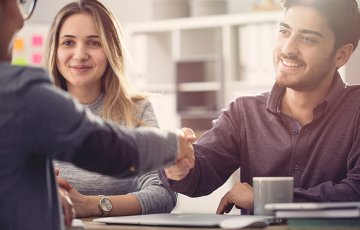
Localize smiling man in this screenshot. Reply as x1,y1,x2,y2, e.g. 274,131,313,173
161,0,360,214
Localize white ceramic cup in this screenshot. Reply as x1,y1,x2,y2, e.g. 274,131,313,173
253,177,294,215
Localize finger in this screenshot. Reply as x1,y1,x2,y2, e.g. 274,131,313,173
225,204,234,213
216,194,230,214
59,190,75,227
164,160,191,180
54,168,60,176
181,127,196,142
181,143,195,167
176,158,192,174
57,176,73,191
242,182,252,188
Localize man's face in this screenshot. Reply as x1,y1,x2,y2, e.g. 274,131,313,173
274,5,337,91
0,0,24,61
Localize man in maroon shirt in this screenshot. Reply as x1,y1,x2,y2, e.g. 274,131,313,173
161,0,360,214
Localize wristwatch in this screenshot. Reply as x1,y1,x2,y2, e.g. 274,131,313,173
98,195,112,216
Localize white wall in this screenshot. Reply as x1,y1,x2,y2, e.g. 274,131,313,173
29,0,151,24
29,0,360,24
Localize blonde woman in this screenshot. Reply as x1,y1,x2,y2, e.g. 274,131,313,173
44,0,177,217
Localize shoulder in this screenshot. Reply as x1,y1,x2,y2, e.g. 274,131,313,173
230,92,269,112
134,98,153,110
0,64,51,93
133,98,159,127
343,85,360,107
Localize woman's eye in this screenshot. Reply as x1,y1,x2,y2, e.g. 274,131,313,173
62,40,74,47
88,40,101,47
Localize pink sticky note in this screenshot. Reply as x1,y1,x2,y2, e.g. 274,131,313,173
32,53,42,64
32,35,43,46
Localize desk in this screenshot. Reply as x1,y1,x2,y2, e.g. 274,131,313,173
67,218,359,230
68,219,286,230
67,219,359,230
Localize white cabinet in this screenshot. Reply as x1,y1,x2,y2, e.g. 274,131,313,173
125,11,283,132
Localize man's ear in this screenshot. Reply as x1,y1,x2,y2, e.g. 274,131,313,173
334,43,354,68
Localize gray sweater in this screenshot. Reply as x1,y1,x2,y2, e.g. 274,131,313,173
55,96,177,214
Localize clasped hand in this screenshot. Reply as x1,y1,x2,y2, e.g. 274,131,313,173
166,128,196,181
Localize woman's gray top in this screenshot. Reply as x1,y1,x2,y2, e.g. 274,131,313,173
55,96,177,214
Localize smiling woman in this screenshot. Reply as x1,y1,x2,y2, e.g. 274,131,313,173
44,0,177,219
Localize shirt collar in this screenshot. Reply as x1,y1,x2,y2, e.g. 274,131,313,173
266,71,346,115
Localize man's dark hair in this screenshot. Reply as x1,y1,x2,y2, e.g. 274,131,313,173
281,0,360,51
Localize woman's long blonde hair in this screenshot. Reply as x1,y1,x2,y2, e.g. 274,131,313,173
44,0,145,127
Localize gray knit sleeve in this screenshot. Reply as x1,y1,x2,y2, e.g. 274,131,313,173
131,99,177,213
136,99,159,127
130,172,177,214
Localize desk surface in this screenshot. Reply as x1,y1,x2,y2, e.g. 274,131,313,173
68,219,287,230
68,218,359,230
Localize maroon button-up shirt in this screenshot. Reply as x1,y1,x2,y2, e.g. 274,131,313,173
163,72,360,202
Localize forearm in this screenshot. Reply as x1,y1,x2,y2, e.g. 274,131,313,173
72,126,178,177
80,194,142,217
132,186,177,214
108,195,142,216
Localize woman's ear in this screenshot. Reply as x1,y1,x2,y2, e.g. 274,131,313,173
334,43,354,68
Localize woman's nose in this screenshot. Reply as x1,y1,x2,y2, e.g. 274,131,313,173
73,45,89,60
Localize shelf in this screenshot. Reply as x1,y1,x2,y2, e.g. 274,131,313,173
179,110,220,118
178,82,221,92
124,11,282,33
136,83,176,93
175,54,221,63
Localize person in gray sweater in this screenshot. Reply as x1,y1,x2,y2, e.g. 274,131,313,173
46,0,177,217
0,0,195,229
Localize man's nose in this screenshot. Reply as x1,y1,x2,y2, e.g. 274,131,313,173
281,36,299,57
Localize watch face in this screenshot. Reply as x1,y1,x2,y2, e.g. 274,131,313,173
100,197,112,212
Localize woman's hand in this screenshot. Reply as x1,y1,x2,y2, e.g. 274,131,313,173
58,189,75,226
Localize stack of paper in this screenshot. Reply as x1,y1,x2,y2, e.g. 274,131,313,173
265,202,360,227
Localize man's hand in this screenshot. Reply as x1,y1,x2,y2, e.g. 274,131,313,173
59,189,75,227
216,182,254,214
165,128,196,181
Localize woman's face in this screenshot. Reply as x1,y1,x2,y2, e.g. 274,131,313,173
56,12,108,91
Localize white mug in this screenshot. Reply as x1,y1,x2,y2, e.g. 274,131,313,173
253,177,294,215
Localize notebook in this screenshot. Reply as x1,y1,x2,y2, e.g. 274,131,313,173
264,202,360,218
93,213,279,228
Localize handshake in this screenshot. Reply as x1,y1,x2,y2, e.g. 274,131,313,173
169,128,197,181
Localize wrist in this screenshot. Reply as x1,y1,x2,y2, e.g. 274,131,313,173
86,196,103,217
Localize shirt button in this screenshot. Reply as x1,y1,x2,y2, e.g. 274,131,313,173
292,130,299,135
294,165,299,170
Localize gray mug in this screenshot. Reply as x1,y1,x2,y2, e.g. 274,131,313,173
253,177,294,215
